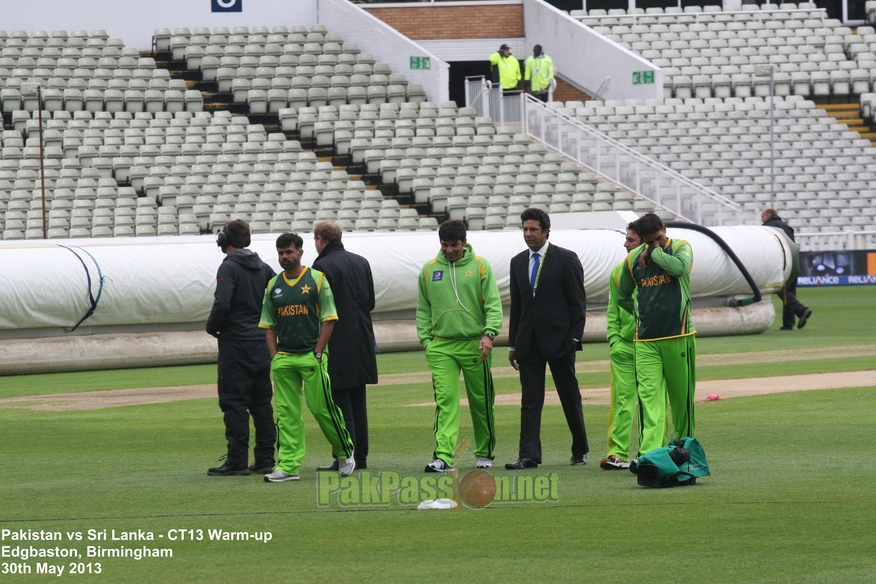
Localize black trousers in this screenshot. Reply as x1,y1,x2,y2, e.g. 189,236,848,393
778,283,808,328
331,384,369,467
217,339,276,467
517,348,589,462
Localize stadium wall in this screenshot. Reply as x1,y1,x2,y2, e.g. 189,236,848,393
362,1,526,40
0,0,318,51
318,0,450,103
522,0,662,101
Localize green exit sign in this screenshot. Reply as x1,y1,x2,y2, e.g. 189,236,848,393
632,71,655,85
410,56,431,70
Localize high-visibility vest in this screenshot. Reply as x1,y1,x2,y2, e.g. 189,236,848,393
489,52,522,90
524,54,554,92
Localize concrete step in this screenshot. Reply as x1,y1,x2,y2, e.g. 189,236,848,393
819,103,860,119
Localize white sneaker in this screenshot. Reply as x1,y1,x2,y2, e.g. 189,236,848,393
425,458,453,473
600,456,630,470
264,470,299,483
476,456,493,469
338,456,356,477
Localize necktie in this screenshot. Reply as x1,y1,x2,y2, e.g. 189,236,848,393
530,252,540,294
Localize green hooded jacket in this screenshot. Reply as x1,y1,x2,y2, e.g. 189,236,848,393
617,239,696,341
416,243,503,347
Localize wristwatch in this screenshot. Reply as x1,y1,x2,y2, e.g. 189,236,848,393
314,351,323,360
485,333,496,341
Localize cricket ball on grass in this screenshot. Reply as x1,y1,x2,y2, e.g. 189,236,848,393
459,470,497,508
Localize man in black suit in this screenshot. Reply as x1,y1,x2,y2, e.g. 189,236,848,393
312,221,378,471
506,208,589,469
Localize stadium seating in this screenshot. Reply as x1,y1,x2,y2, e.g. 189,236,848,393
556,95,876,234
573,3,876,100
0,24,688,241
160,27,426,111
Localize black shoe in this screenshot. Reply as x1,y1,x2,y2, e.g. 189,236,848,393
208,455,250,476
629,459,638,474
355,460,367,470
505,457,539,470
570,454,587,466
797,308,812,329
248,461,275,474
779,326,793,331
317,460,339,472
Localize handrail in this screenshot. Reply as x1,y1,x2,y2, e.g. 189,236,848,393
522,94,741,226
591,77,610,102
465,75,493,112
464,76,524,127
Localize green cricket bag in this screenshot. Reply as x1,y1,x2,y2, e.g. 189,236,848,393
634,437,710,488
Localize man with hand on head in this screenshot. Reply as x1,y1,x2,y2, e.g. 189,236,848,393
616,214,696,460
489,44,522,92
417,220,502,473
259,233,355,483
601,221,642,471
506,208,589,470
206,219,277,477
312,221,378,472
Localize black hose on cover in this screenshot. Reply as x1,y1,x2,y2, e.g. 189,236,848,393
664,221,762,306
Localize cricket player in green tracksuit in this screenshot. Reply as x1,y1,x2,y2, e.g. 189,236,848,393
259,233,354,483
617,214,696,457
416,220,503,473
601,224,643,470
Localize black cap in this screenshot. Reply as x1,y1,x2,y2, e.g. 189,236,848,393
500,44,511,51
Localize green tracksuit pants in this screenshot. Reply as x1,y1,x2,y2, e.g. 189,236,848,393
425,338,496,465
272,352,354,474
606,339,637,462
635,335,696,456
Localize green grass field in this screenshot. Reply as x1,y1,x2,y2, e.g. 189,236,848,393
1,287,874,582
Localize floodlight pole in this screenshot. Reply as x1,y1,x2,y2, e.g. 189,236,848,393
768,67,774,210
756,66,776,211
24,84,48,239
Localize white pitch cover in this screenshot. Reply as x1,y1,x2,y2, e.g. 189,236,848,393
0,226,791,335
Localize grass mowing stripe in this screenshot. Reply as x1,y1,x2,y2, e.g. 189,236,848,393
1,384,873,581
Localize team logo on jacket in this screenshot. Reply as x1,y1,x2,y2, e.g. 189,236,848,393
432,270,444,281
272,287,283,298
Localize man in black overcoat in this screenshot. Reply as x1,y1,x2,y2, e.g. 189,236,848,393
312,221,378,470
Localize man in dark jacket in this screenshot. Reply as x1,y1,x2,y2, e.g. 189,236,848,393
312,221,378,470
762,208,812,330
206,219,277,476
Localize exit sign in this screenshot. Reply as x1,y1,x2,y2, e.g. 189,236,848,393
410,56,431,70
632,71,655,85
